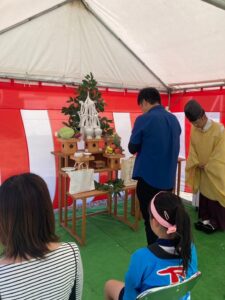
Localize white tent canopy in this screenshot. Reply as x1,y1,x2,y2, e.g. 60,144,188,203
0,0,225,91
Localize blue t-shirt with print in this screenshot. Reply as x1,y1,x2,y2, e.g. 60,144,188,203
123,242,198,300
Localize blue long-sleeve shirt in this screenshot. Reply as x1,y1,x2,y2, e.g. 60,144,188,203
129,105,181,189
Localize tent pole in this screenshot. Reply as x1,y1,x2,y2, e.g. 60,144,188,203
171,83,225,92
0,74,167,91
201,0,225,10
0,0,73,36
169,78,225,87
1,74,223,93
81,0,169,93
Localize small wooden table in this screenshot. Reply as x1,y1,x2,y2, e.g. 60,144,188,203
67,189,112,246
59,170,139,245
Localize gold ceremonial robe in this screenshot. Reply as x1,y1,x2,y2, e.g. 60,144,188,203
186,121,225,207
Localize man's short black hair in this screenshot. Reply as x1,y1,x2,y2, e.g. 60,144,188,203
184,99,205,122
137,87,161,105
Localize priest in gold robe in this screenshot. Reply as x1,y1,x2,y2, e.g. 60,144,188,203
184,99,225,233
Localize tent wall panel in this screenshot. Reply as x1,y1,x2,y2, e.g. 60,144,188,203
21,110,56,202
0,109,30,182
0,83,145,207
1,82,225,207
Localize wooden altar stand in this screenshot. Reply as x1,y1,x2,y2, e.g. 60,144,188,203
58,170,139,246
53,151,184,246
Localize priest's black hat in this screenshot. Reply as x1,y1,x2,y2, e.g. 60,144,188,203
184,99,205,122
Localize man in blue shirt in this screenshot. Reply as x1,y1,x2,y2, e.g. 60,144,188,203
128,87,181,244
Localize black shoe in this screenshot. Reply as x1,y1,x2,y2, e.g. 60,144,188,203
201,223,217,234
194,221,205,231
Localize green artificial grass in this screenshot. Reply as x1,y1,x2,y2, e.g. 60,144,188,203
55,203,225,300
185,206,225,300
0,203,224,299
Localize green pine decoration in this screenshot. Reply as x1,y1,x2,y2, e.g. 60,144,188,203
61,72,114,136
94,178,124,197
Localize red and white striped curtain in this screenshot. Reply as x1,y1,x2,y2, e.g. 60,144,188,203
0,82,224,208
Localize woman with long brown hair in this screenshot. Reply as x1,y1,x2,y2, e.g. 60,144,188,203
0,173,83,300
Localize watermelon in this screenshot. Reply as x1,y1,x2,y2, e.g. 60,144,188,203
58,127,75,139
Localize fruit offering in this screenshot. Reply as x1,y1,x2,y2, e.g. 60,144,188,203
57,127,75,139
57,126,81,139
105,146,114,154
104,133,123,155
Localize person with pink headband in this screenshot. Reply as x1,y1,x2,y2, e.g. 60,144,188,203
104,192,198,300
150,192,177,235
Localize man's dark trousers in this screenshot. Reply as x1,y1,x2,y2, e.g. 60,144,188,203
136,178,172,245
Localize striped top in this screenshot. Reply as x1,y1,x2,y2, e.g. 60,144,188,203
0,242,83,300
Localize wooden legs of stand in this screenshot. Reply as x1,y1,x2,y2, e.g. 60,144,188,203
69,192,111,246
176,160,181,196
58,172,139,245
58,171,62,224
113,187,139,231
71,198,87,246
58,173,68,226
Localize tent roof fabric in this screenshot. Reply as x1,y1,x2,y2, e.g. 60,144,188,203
0,0,225,90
